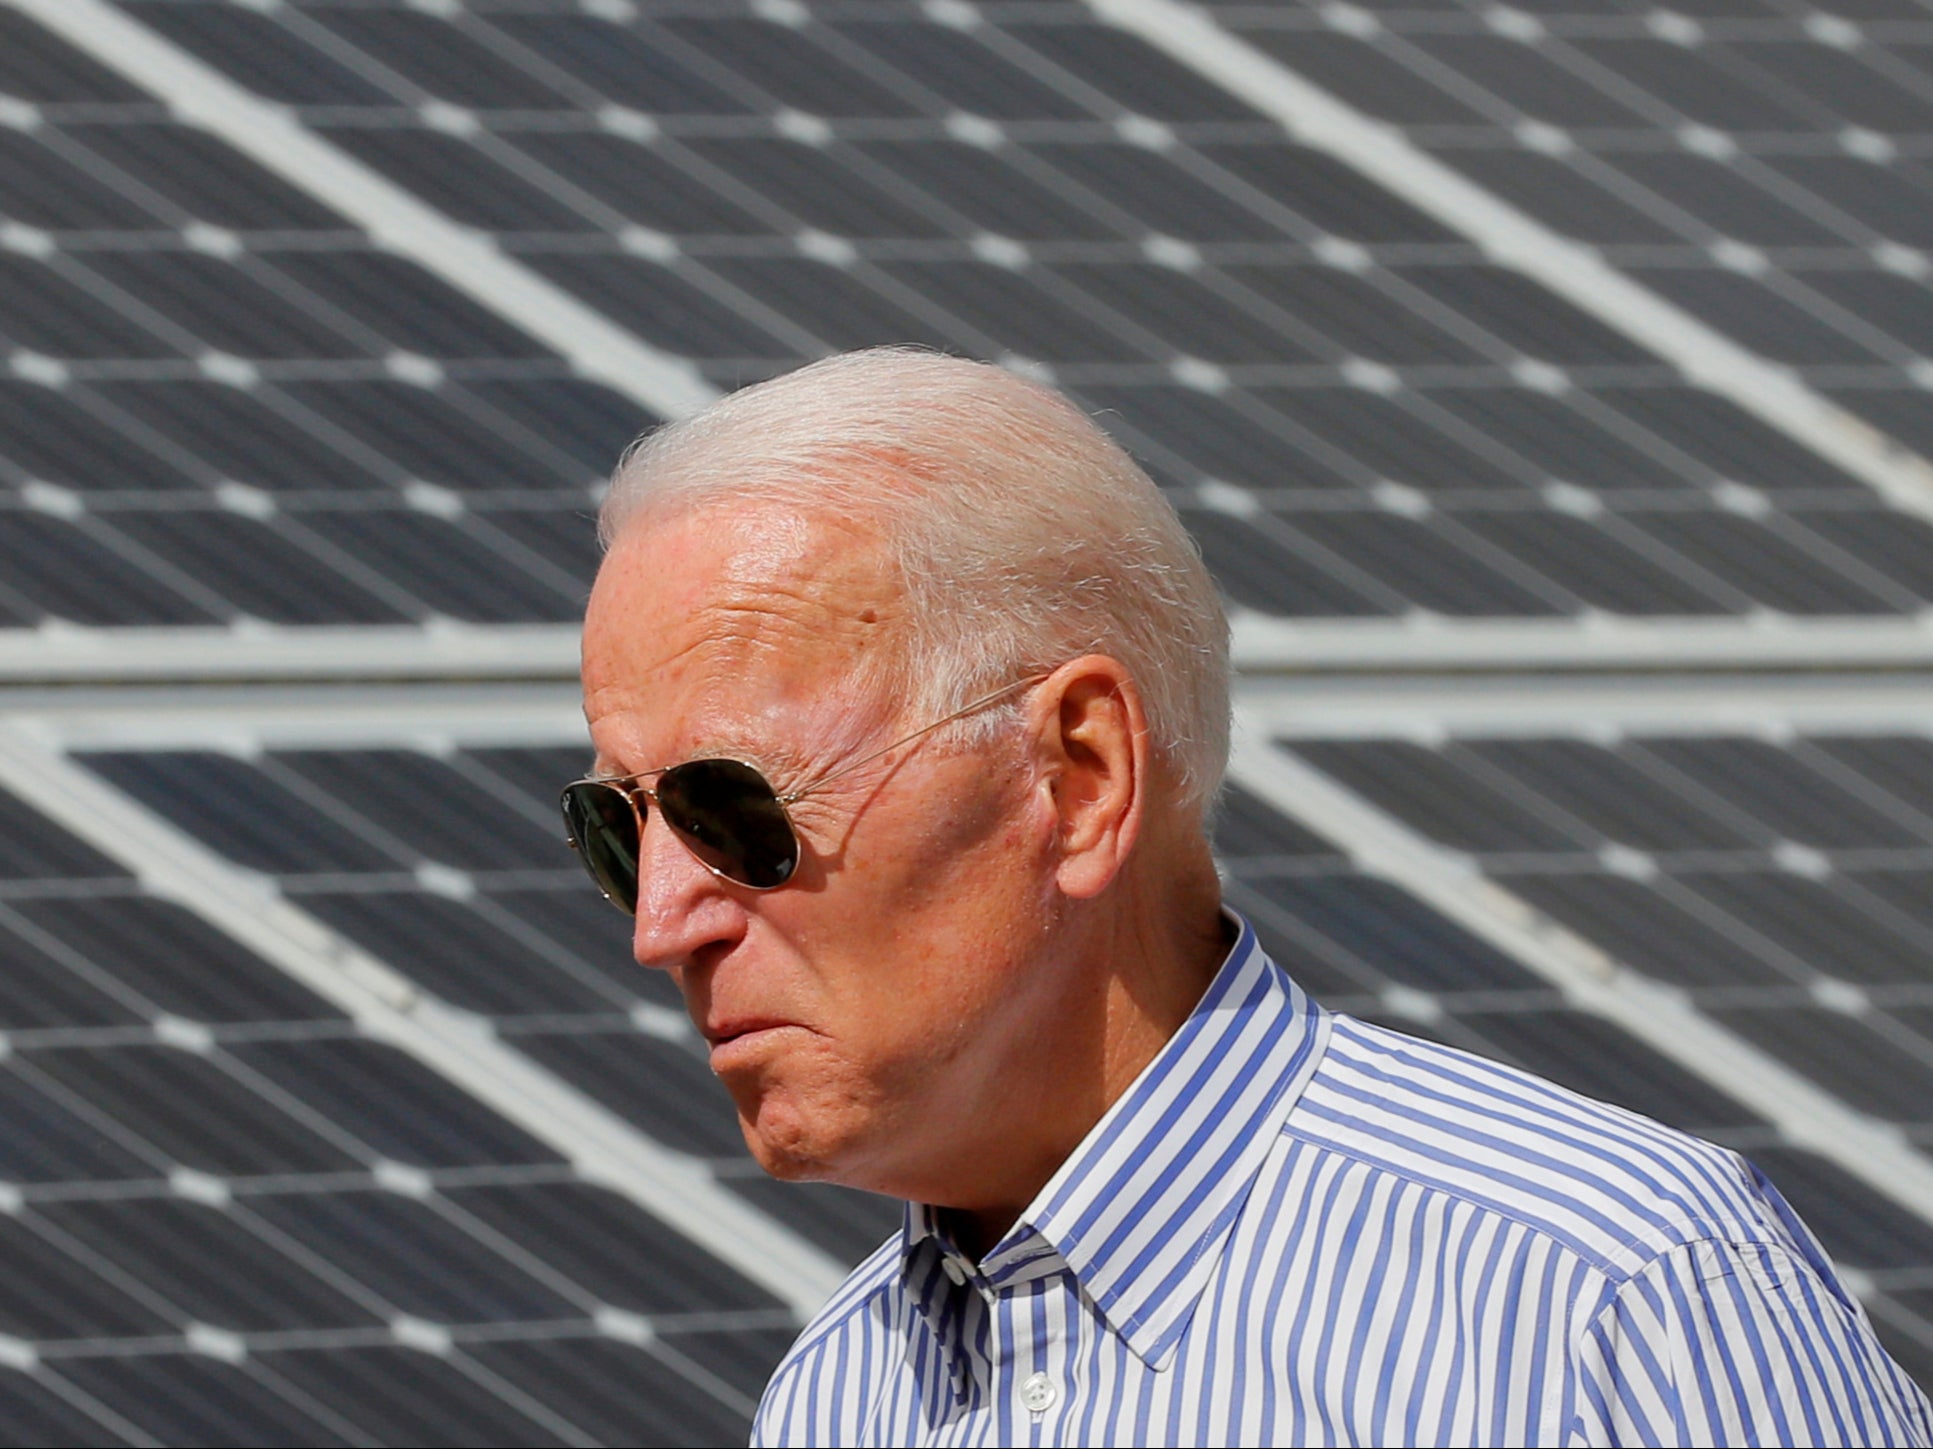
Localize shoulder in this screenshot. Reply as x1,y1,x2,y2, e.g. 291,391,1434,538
1287,1014,1782,1275
1574,1233,1933,1443
751,1234,904,1448
1269,1018,1933,1440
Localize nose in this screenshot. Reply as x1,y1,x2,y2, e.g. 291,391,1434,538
629,803,745,972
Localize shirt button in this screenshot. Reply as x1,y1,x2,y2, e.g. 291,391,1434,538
1021,1372,1058,1414
940,1257,966,1286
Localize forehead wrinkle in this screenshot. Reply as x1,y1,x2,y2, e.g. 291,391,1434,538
703,581,880,663
583,502,905,772
710,503,901,648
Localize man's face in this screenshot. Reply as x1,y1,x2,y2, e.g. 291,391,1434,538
579,502,1067,1203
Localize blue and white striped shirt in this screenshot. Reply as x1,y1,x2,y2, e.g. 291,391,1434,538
754,918,1933,1446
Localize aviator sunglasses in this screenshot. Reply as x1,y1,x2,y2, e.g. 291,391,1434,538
562,673,1050,909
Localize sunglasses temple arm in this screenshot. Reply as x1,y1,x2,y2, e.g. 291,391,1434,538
780,672,1052,803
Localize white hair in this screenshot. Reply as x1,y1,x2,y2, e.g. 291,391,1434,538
600,348,1231,816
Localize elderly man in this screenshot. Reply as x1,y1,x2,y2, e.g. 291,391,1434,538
565,348,1930,1446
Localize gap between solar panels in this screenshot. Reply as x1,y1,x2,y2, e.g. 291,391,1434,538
0,722,848,1322
24,680,588,754
1235,670,1933,739
1230,614,1933,674
13,618,1933,686
1084,0,1933,528
0,624,584,686
1226,705,1933,1238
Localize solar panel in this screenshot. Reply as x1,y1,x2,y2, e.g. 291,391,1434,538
5,0,1933,639
0,0,644,633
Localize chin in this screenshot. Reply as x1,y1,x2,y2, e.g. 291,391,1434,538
737,1086,914,1195
735,1092,848,1183
745,1141,827,1183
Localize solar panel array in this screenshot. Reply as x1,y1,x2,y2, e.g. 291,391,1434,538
2,0,1931,1440
1197,0,1933,616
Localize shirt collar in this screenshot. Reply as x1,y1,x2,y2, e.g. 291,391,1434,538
901,912,1329,1369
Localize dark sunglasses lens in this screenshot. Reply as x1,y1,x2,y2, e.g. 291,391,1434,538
656,758,800,890
561,782,641,913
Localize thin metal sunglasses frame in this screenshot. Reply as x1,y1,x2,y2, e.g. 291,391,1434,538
563,670,1053,899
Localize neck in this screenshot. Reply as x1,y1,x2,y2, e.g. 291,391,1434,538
943,833,1230,1261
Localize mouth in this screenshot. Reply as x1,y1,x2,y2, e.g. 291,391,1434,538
703,1019,803,1070
704,1016,794,1047
703,1027,807,1081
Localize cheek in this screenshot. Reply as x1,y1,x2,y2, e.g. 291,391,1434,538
721,762,1054,1159
881,788,1062,1022
845,868,1060,1105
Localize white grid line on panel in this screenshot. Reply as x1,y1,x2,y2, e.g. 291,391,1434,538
1226,718,1933,1237
6,0,720,425
1086,0,1933,524
0,724,846,1321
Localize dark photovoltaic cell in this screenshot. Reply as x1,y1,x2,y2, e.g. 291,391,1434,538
50,1353,361,1448
225,1039,564,1169
1180,508,1393,616
5,896,342,1024
0,8,146,102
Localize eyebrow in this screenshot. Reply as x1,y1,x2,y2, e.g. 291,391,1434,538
590,738,798,787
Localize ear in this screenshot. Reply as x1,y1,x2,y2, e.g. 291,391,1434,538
1030,655,1149,899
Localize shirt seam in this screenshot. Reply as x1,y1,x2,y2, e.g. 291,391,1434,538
1276,1115,1769,1283
1564,1234,1928,1442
